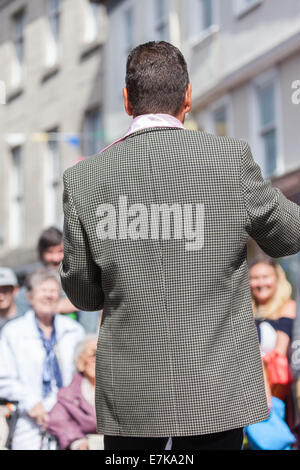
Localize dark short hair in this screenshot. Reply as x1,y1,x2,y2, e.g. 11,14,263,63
125,41,190,116
37,226,63,261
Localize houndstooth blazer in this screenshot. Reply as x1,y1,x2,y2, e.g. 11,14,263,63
60,127,300,437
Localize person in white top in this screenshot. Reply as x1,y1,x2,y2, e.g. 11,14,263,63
249,257,296,405
0,268,85,450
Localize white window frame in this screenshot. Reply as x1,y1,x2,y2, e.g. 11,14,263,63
45,0,62,67
234,0,263,19
44,130,61,227
83,0,105,44
249,68,284,178
205,94,234,137
188,0,219,48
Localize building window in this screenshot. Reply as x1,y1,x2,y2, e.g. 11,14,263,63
44,130,61,226
256,81,277,178
189,0,217,44
11,9,25,88
201,0,213,29
10,146,24,247
46,0,61,67
83,109,103,156
250,70,283,177
234,0,263,18
213,106,228,136
124,7,134,55
83,0,103,43
154,0,169,41
205,96,233,137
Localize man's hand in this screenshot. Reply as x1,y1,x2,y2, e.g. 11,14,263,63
28,402,49,428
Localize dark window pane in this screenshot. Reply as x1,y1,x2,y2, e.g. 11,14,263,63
214,107,227,136
84,109,103,156
202,0,213,29
263,129,277,177
258,82,275,127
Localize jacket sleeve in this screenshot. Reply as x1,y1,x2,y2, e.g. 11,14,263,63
59,169,104,311
240,141,300,258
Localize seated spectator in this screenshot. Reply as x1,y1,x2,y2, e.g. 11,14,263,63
15,226,101,333
0,268,85,450
48,335,101,450
0,268,20,333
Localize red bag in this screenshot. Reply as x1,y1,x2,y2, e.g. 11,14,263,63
263,350,294,400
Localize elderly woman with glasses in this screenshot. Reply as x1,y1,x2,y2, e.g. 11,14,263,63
48,335,101,450
0,268,85,450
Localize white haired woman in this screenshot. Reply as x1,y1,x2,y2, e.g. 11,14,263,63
0,268,85,450
48,335,101,450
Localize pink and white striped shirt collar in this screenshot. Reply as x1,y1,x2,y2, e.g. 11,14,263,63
101,113,184,153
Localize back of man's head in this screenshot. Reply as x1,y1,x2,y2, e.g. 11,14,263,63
125,41,190,117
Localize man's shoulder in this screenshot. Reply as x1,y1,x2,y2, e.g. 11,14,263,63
63,130,248,182
63,155,101,181
180,129,246,151
128,127,247,157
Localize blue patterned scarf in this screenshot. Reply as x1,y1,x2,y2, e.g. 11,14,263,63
35,315,63,397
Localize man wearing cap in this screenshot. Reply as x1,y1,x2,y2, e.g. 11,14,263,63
0,268,20,332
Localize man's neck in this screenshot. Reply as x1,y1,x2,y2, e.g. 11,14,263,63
0,303,17,320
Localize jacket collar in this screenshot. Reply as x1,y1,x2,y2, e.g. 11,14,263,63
23,309,78,340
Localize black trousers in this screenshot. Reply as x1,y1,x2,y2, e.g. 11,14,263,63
104,427,244,450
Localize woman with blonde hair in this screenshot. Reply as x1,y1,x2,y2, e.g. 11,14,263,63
250,257,296,355
249,257,296,411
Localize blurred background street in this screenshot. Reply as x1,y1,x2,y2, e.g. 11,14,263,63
0,0,300,451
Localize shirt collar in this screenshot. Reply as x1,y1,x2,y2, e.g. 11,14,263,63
101,113,184,154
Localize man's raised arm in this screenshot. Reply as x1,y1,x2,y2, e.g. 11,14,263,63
241,141,300,258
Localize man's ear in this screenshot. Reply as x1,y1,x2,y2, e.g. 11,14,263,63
185,83,192,114
123,87,134,117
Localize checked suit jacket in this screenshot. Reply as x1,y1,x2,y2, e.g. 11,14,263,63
60,127,300,437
